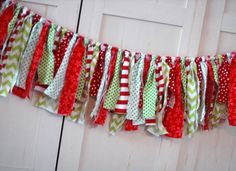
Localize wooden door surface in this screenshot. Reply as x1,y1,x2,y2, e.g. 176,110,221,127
0,0,81,171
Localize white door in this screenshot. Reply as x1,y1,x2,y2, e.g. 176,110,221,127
58,0,236,171
0,0,81,171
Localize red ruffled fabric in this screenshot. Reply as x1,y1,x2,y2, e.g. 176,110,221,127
94,47,118,125
228,52,236,126
58,36,85,115
0,4,15,49
89,44,108,97
12,23,50,98
203,58,216,130
163,57,184,138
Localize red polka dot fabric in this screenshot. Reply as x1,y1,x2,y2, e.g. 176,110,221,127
163,57,184,138
89,44,108,97
217,54,229,103
53,31,73,76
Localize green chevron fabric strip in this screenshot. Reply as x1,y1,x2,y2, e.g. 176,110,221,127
0,15,32,96
186,61,199,136
198,58,207,123
103,48,123,110
109,114,126,136
17,21,44,88
36,94,58,114
7,3,21,37
37,23,57,85
143,55,157,119
91,46,111,118
44,34,77,99
126,54,145,121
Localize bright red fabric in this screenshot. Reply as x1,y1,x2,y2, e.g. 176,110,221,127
58,36,85,115
228,52,236,126
94,47,118,125
13,23,50,98
163,57,184,138
89,44,108,97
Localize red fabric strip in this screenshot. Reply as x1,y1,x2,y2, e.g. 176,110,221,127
0,3,15,48
89,44,108,97
124,120,138,131
228,52,236,126
53,31,73,76
58,36,85,115
13,23,50,98
94,47,118,125
163,57,184,138
203,58,216,130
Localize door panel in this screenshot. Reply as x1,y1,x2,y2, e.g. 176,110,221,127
0,1,81,171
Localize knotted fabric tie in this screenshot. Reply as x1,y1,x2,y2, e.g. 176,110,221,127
186,60,199,136
90,46,112,118
0,8,29,73
0,15,33,97
163,57,184,138
58,36,85,115
228,52,236,126
37,23,57,85
94,47,119,125
143,55,157,120
126,53,145,120
44,33,77,100
15,20,44,89
103,48,123,110
12,22,50,98
89,43,108,97
114,50,131,114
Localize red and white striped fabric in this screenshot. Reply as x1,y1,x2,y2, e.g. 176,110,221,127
0,8,30,73
155,56,164,112
114,50,130,114
85,42,94,83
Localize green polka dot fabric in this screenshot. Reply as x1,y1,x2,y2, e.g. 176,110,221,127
17,21,44,88
37,23,57,85
75,49,87,100
143,55,157,119
44,33,77,99
126,54,145,121
103,48,123,110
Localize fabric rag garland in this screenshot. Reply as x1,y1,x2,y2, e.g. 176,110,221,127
1,1,236,139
